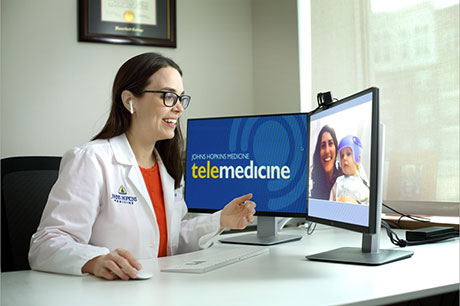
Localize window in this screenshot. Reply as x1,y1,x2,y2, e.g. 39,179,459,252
301,0,459,215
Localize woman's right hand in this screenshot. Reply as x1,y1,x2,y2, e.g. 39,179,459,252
82,248,142,280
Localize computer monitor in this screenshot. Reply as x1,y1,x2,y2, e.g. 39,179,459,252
306,87,413,265
185,113,309,245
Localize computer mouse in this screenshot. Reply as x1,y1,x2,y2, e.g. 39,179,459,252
133,269,153,280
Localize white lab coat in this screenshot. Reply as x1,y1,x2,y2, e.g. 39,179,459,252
29,134,221,275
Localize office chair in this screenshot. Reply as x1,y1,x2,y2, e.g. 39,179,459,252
1,156,61,272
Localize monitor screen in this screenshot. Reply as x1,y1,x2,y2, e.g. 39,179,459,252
185,113,308,217
307,87,379,234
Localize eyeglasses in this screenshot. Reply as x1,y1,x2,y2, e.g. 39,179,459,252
142,90,191,110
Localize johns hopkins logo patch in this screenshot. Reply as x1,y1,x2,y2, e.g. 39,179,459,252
118,185,127,195
111,185,137,205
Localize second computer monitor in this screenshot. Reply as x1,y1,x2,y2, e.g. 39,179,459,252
306,87,414,264
307,87,377,233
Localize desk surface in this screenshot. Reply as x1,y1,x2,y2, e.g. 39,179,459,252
1,226,459,306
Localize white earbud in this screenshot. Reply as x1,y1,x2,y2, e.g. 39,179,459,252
129,100,134,114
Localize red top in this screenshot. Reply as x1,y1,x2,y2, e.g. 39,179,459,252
140,164,168,257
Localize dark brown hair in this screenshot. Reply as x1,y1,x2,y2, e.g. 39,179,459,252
310,125,342,199
93,52,184,188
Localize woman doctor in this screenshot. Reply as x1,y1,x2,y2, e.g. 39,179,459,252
29,52,256,280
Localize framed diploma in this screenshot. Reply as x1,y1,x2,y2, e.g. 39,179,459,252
78,0,176,48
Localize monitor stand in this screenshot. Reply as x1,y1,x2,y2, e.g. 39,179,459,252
219,216,302,246
306,123,414,265
306,232,414,266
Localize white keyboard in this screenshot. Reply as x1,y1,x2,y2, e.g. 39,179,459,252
161,245,269,273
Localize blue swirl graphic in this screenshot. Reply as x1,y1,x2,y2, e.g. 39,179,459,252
227,115,308,212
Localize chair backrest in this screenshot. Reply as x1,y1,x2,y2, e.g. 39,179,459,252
1,156,61,272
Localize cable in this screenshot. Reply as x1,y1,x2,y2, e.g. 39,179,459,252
382,220,459,247
381,220,407,247
298,221,317,235
382,202,430,221
384,218,401,229
381,203,458,247
307,222,317,235
382,202,431,228
278,217,291,231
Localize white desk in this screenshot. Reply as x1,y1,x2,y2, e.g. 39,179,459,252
1,226,459,306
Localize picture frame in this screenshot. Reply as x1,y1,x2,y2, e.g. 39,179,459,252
78,0,176,48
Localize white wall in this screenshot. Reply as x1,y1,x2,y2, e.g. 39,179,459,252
252,0,300,114
1,0,260,157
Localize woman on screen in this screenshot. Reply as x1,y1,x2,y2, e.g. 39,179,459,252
310,125,342,200
29,52,256,280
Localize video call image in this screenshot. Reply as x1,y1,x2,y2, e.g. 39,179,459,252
185,114,308,214
308,94,373,226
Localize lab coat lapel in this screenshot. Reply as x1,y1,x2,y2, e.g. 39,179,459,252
109,134,156,220
155,152,176,248
127,166,155,218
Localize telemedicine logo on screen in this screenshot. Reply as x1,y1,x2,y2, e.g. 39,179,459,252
185,114,308,214
190,158,291,180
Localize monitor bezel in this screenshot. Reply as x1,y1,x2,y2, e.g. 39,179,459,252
184,112,309,218
305,87,380,234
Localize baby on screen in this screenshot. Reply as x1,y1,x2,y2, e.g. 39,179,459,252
329,135,369,205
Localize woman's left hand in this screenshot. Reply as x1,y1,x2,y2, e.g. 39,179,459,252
220,193,256,230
